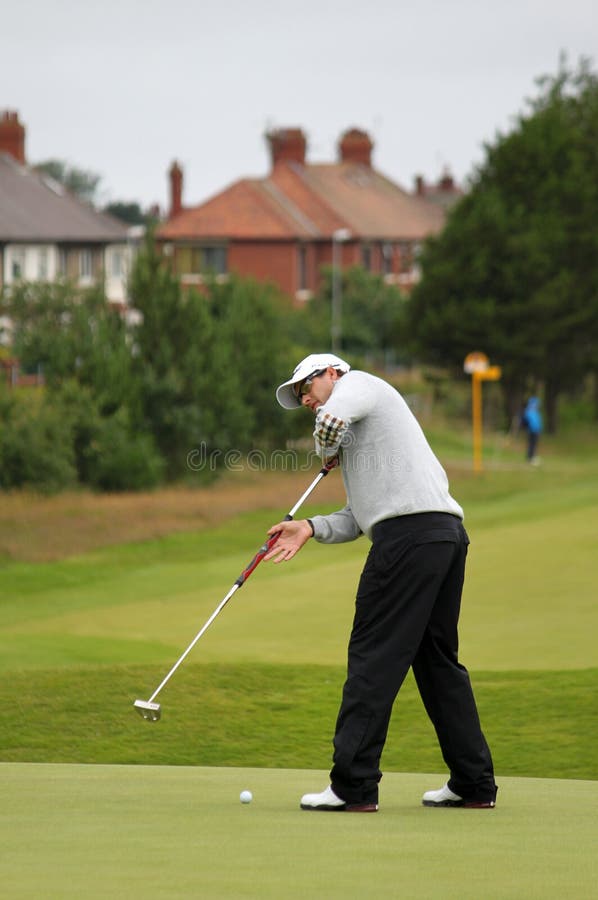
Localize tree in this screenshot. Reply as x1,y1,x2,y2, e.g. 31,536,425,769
407,58,598,430
128,235,254,479
205,274,295,445
103,201,156,226
34,159,102,205
294,266,408,367
2,281,163,490
5,281,134,414
0,383,77,492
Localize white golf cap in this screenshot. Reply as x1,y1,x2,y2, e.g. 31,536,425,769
276,353,351,409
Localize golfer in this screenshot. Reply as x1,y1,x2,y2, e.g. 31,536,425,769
521,396,543,465
265,353,497,812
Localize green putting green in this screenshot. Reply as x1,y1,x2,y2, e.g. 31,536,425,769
1,763,595,899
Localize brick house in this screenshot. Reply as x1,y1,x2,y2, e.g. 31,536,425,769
0,110,132,306
157,127,460,301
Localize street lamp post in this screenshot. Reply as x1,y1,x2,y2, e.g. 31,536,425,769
331,228,351,353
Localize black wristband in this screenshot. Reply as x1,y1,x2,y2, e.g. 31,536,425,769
306,518,315,537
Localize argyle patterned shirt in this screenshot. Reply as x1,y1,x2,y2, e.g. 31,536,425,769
313,411,348,457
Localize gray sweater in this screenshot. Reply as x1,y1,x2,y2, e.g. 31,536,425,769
310,370,463,543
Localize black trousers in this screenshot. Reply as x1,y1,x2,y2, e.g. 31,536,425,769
329,512,496,805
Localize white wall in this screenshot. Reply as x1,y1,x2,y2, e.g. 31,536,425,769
3,243,59,284
104,242,132,304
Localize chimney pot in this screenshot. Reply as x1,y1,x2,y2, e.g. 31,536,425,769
266,128,307,168
338,128,373,167
169,160,183,218
0,109,26,164
438,169,455,191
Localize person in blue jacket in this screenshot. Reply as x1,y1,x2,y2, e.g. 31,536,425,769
521,397,543,464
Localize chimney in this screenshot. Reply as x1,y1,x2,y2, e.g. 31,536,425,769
0,110,26,164
338,128,373,167
266,128,307,168
414,174,426,196
438,168,455,192
169,160,183,218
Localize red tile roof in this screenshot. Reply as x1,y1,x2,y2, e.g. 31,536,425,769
283,162,444,239
158,159,444,242
160,178,316,240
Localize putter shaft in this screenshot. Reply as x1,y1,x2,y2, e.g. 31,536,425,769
134,461,336,719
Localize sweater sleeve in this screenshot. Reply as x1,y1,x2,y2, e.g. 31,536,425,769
313,373,377,458
310,504,362,544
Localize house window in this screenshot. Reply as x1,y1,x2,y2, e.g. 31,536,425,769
412,242,422,279
175,247,192,275
11,248,26,279
297,244,307,291
79,249,93,280
381,243,393,276
177,245,228,277
38,247,49,280
201,246,227,275
361,244,372,271
398,242,413,272
58,249,67,277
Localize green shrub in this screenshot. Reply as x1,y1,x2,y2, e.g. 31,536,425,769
85,409,164,491
0,389,77,492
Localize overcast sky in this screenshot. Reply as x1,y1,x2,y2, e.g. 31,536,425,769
2,0,595,213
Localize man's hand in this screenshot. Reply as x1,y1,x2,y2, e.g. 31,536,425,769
263,519,313,563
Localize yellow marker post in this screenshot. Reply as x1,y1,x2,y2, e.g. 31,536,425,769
463,353,501,473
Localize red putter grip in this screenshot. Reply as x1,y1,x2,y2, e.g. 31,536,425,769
234,514,293,587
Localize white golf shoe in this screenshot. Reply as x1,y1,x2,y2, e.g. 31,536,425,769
422,782,496,808
422,783,463,806
300,785,378,812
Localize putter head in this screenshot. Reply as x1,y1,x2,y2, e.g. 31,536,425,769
134,699,161,721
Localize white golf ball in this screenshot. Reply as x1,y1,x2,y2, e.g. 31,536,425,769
240,790,253,804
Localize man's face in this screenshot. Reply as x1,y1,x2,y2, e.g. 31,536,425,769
295,367,338,412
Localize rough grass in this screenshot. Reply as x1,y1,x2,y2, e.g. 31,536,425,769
0,421,580,565
0,467,347,563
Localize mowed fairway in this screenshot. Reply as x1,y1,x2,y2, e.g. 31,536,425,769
2,764,597,900
1,470,597,672
1,434,597,897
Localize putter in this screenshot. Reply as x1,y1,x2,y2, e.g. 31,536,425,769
134,459,337,721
